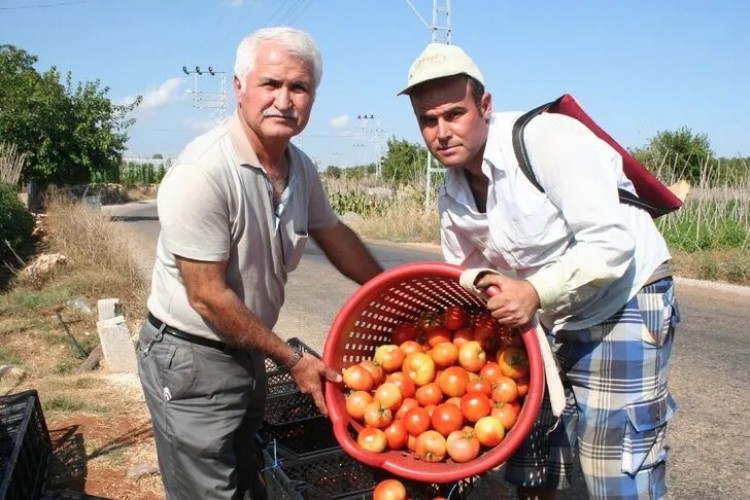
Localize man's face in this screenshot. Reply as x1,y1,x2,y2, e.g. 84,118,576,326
410,76,491,172
234,42,314,145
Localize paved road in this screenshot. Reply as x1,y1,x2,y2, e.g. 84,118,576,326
106,200,750,499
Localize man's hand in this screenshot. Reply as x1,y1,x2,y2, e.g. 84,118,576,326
288,353,342,417
475,273,541,326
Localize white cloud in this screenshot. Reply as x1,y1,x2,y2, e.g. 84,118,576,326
136,78,186,112
329,114,349,129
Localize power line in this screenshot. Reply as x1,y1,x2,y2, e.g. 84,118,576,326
0,0,99,10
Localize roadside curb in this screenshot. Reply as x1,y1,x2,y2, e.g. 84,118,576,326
674,276,750,296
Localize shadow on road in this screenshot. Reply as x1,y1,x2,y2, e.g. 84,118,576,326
109,216,159,222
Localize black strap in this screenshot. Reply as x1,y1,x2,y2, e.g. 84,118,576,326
511,98,672,216
147,313,230,351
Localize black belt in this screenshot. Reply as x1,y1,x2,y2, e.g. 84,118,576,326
147,313,229,351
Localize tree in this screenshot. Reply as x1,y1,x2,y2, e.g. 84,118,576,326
381,138,428,184
0,45,140,191
634,127,713,183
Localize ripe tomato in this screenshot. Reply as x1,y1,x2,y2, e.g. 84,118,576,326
496,347,530,380
375,382,403,412
491,400,520,430
404,352,436,386
384,420,409,450
445,428,481,463
438,366,469,398
360,360,385,386
430,403,464,436
467,377,493,397
431,341,459,369
418,311,443,333
415,382,443,407
373,478,407,500
358,427,387,453
399,340,425,356
343,364,374,392
474,415,505,447
491,376,519,404
499,326,524,349
426,326,453,347
452,327,474,347
415,430,447,462
473,318,501,355
345,390,373,420
374,344,406,373
394,397,419,420
460,391,491,423
392,322,418,345
403,407,431,436
515,376,530,397
479,361,504,387
386,371,416,398
442,305,469,331
363,401,394,429
458,341,487,373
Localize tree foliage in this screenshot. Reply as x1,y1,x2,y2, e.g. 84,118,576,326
634,127,714,183
381,138,428,184
0,44,140,187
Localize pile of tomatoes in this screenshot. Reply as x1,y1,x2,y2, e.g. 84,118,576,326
342,305,530,465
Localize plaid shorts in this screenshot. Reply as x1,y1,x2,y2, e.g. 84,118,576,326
505,278,680,499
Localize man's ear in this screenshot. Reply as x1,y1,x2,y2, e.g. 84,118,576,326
233,76,243,106
481,92,492,120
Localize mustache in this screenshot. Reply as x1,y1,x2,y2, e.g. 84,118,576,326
263,107,298,119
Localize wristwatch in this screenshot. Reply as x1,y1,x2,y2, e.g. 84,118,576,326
282,345,304,371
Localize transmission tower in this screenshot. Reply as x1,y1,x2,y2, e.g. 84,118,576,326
357,114,384,178
424,0,451,211
182,65,227,122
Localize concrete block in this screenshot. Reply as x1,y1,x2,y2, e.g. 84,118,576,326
98,298,122,321
97,315,137,374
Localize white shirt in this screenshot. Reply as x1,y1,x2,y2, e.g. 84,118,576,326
439,111,671,331
147,111,339,341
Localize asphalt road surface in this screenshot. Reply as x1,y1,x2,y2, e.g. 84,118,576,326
106,200,750,499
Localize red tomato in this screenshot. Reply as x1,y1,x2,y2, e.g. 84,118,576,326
345,390,373,421
442,305,469,331
491,376,519,404
491,400,520,430
474,415,505,447
415,382,443,407
473,319,501,356
479,361,504,387
399,340,425,357
374,344,406,373
386,371,416,398
515,376,529,397
499,326,524,349
404,352,436,386
438,366,469,398
394,397,419,420
426,326,453,348
460,391,491,423
363,401,393,429
343,364,374,392
446,428,481,463
418,311,443,333
452,327,474,347
430,403,464,436
415,430,447,462
496,347,530,380
357,426,387,453
403,407,431,436
384,420,409,450
373,478,407,500
430,341,459,369
359,360,385,386
391,322,418,345
375,382,403,411
467,377,493,397
458,341,487,373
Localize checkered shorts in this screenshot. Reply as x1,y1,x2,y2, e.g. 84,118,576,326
505,278,680,499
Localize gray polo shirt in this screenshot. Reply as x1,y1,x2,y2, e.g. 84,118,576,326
147,111,339,342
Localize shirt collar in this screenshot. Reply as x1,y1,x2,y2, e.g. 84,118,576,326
228,110,263,168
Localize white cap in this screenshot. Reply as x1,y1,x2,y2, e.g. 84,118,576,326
399,43,484,95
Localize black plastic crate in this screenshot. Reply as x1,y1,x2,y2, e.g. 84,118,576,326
0,390,53,500
257,415,339,459
261,447,484,500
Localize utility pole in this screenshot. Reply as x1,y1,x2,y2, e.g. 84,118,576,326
424,0,451,211
357,114,384,178
182,65,227,122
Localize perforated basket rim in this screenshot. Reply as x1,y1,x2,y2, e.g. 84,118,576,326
322,261,545,483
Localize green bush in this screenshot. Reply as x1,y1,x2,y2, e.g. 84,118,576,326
0,182,34,264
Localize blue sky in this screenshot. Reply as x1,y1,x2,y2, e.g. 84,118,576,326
2,0,747,168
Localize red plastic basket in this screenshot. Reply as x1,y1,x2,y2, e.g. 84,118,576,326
323,262,545,484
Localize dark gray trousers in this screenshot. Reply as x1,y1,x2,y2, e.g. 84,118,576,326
137,319,267,500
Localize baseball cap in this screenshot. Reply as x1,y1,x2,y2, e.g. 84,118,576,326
398,43,484,95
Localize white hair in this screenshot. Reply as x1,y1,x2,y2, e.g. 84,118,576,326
234,27,322,95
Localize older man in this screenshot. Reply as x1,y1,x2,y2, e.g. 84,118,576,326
138,27,382,499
